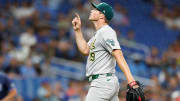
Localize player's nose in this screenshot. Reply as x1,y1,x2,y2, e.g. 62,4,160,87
91,9,95,13
90,10,93,13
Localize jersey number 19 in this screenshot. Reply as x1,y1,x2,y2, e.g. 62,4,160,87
90,52,95,61
89,39,96,61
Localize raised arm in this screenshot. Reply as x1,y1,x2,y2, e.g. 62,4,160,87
112,49,135,83
72,13,89,56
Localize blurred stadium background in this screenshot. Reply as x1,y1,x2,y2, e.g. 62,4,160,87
0,0,180,101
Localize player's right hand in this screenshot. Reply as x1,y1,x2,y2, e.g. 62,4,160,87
72,13,81,31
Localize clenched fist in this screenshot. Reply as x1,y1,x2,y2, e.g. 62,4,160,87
72,13,81,31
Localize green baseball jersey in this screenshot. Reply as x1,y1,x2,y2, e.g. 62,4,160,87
86,25,121,77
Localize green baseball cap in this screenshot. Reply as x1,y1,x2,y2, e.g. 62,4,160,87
91,2,114,21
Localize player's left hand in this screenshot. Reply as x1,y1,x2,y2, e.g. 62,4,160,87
126,81,145,101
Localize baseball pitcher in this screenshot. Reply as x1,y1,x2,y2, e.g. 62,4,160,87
72,2,145,101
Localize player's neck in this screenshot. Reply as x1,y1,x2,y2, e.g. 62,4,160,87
93,20,108,31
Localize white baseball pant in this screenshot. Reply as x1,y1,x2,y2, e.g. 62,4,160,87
86,74,120,101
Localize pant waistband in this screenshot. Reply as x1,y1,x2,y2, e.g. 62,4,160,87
87,73,113,82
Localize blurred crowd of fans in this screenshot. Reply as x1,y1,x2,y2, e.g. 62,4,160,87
152,0,180,30
0,0,180,101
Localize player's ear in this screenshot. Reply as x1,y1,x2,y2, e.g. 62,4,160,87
99,13,105,20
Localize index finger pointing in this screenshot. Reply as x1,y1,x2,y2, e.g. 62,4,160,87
75,13,80,19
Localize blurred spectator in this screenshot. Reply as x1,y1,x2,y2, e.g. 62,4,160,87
56,29,70,41
11,1,35,19
166,75,180,101
5,17,18,37
119,30,144,51
165,6,180,30
167,60,180,76
20,58,37,78
36,27,52,58
41,59,55,78
118,81,127,101
177,35,180,65
34,63,42,77
79,80,89,101
38,12,54,28
14,27,37,62
145,46,161,67
56,13,71,30
165,37,180,65
118,92,126,101
34,0,54,14
8,43,30,62
149,75,164,101
52,82,67,101
2,40,15,56
0,19,8,39
37,80,57,101
33,98,40,101
171,91,180,101
119,30,136,46
152,3,168,21
16,18,29,34
167,75,180,91
29,10,41,30
0,29,3,43
112,4,129,26
66,80,82,101
120,30,136,45
127,30,136,42
152,3,180,30
56,40,75,59
161,51,170,68
4,58,21,78
37,27,51,44
145,47,162,77
69,0,81,6
55,29,77,59
48,0,63,10
129,53,149,77
0,55,4,71
20,27,37,48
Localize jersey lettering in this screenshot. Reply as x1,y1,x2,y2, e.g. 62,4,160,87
89,39,96,61
90,39,96,50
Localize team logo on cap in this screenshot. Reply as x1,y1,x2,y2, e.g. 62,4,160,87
103,10,106,13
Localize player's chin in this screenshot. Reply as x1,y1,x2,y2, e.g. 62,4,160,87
89,18,92,21
89,17,97,21
89,16,94,20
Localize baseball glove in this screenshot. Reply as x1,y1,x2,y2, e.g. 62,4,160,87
126,81,145,101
